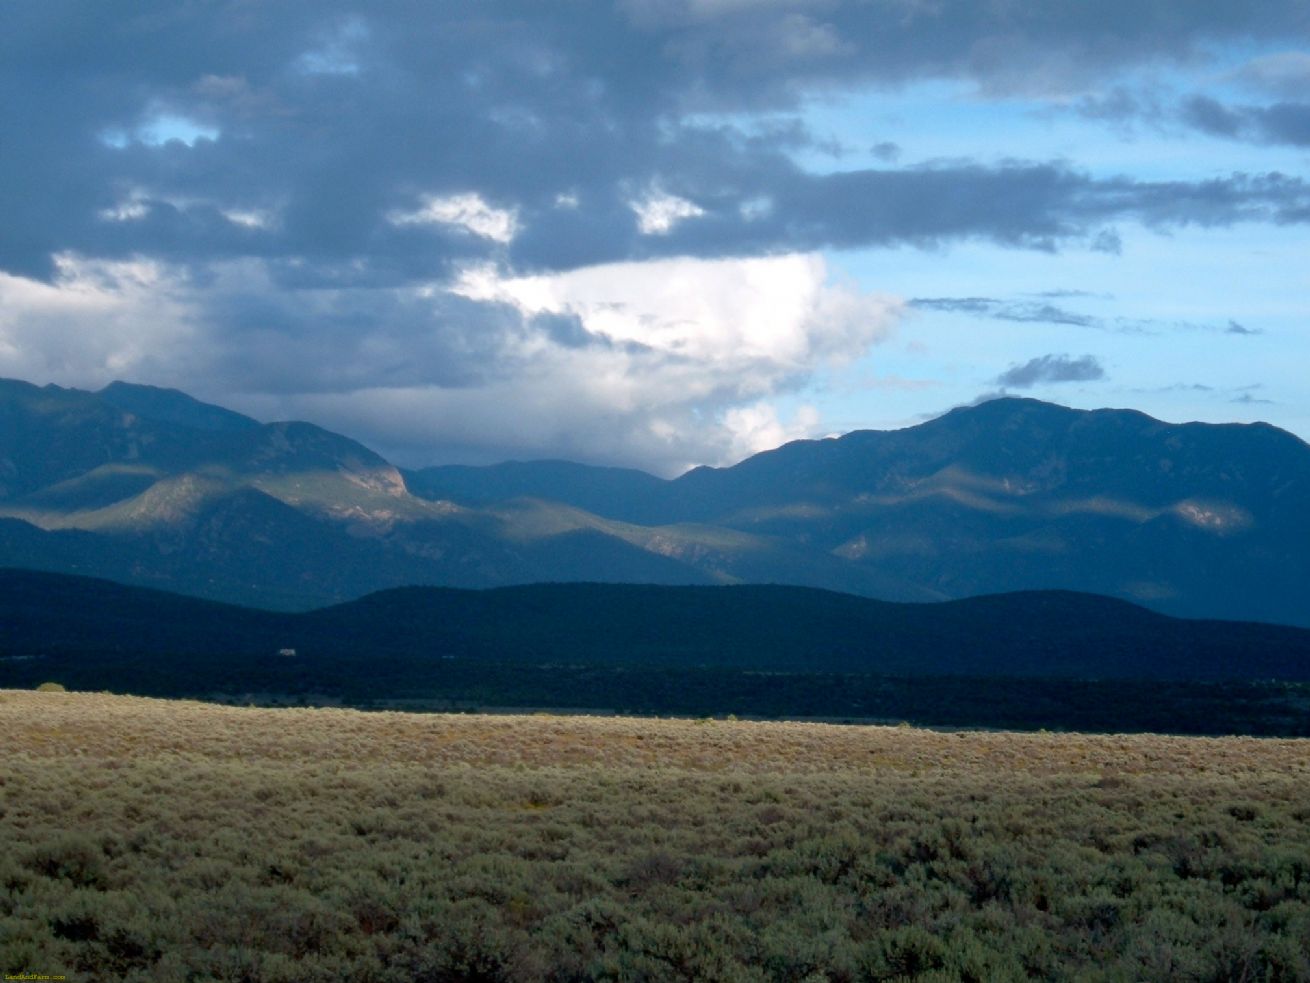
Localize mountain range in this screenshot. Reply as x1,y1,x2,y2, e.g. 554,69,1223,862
1,376,1306,626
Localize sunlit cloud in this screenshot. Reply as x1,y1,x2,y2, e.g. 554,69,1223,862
389,193,519,244
631,190,706,235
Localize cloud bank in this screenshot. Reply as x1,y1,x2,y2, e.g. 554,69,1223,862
2,2,1307,468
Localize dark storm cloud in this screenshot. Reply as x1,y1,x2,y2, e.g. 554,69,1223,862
5,0,1310,284
591,162,1310,263
618,0,1310,99
1183,95,1310,146
1075,87,1165,125
1184,96,1247,138
3,1,1306,469
996,354,1106,388
1259,103,1310,144
190,271,532,394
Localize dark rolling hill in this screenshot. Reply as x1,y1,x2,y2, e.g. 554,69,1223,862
2,376,1307,626
7,569,1310,733
3,568,1309,682
306,580,1310,680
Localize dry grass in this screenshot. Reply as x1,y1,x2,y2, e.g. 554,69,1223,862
8,689,1309,775
3,690,1310,982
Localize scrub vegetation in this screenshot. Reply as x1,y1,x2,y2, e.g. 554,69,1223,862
3,690,1310,981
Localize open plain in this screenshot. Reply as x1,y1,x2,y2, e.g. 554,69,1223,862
3,689,1310,981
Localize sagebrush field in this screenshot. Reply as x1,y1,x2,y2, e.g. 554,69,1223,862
3,690,1309,981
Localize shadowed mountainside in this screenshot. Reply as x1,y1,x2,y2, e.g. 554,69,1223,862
6,569,1310,733
410,399,1310,626
2,377,1306,625
3,568,1309,682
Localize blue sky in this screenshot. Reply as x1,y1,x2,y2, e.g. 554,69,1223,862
2,2,1307,474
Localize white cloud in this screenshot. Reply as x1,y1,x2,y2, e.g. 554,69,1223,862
631,190,706,234
96,189,278,230
0,250,901,475
221,208,276,230
170,252,902,474
723,401,822,459
389,193,519,243
98,194,150,222
0,255,197,385
457,252,899,371
448,252,902,471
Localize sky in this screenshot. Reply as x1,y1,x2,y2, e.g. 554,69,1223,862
2,1,1308,476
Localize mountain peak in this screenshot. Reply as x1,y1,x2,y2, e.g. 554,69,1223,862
98,381,258,433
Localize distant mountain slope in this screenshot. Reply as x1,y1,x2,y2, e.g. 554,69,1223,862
97,381,259,433
0,376,1306,626
410,397,1310,626
670,397,1310,533
661,398,1310,626
3,569,1309,682
405,460,669,523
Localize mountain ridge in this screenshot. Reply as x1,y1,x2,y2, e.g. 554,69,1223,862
1,377,1306,626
